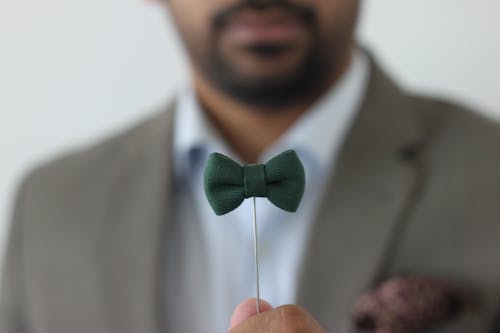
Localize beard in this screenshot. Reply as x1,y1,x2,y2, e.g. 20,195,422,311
206,40,330,109
176,0,355,110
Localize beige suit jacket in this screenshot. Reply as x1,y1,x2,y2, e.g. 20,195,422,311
2,58,500,333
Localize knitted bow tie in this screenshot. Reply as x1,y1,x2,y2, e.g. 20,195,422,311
203,150,305,215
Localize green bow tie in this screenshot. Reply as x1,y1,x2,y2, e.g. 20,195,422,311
204,150,306,216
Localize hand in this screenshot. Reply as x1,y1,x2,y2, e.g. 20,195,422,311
228,298,325,333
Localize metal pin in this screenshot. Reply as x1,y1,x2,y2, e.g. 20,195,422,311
252,197,261,314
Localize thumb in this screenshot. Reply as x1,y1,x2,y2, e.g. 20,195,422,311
229,298,273,330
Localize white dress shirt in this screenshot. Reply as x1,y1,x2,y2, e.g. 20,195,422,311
165,49,370,333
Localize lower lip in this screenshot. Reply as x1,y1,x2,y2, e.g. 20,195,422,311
224,20,304,44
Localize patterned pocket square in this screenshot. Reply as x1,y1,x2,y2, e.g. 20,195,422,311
351,275,473,333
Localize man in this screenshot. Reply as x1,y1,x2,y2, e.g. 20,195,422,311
2,0,500,332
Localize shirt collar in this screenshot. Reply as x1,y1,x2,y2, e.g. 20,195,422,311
173,88,235,180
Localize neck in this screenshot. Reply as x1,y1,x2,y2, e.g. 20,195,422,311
193,46,354,163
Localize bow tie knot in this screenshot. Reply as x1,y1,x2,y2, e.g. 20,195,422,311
243,164,267,198
204,150,305,215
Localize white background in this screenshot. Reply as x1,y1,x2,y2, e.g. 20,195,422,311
1,0,500,275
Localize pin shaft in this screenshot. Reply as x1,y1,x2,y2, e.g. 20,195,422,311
252,197,261,314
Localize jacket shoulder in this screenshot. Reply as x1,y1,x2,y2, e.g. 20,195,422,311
408,94,500,144
23,106,173,197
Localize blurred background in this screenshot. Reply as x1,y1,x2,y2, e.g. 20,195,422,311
1,0,500,278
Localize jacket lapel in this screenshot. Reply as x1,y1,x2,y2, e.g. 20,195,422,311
101,106,175,333
296,59,426,333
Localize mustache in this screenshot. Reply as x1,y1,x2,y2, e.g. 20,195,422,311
212,0,317,31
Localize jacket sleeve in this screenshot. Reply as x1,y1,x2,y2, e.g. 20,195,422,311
0,176,31,333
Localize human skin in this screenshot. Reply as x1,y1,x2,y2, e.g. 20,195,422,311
228,298,326,333
163,0,361,163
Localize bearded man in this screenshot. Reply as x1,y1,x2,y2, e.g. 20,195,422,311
2,0,500,332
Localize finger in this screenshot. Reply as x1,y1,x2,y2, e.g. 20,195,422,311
229,305,325,333
229,298,273,329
